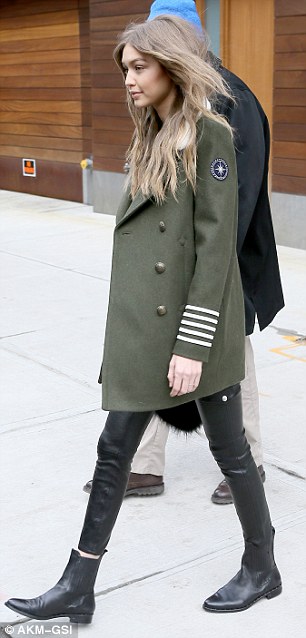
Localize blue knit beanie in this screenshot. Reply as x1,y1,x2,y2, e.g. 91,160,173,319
148,0,202,30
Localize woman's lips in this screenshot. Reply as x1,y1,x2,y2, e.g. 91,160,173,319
131,92,143,99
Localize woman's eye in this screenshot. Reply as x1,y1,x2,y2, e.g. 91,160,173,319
135,66,144,71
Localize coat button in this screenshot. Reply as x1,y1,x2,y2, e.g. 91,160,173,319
159,221,166,232
155,262,166,273
157,305,167,316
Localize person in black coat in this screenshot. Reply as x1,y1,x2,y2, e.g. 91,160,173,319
214,54,284,336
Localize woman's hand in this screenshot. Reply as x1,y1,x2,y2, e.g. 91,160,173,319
167,354,202,397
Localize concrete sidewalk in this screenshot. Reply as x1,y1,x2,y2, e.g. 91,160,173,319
0,190,305,638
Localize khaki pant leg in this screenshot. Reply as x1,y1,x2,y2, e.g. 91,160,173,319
241,336,264,467
131,413,169,475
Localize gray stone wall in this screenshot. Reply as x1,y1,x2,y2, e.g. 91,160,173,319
92,170,126,215
271,193,306,251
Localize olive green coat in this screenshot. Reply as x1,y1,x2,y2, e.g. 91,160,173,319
100,118,245,411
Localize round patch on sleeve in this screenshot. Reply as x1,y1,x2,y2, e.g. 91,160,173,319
210,158,229,181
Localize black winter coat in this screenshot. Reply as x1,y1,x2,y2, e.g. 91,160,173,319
217,62,284,335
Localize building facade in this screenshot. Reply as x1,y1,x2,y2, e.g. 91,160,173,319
0,0,305,248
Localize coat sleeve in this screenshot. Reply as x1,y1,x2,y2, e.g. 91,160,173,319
225,90,266,255
172,118,238,363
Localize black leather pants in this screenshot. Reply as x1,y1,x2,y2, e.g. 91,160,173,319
78,410,153,554
196,384,272,546
78,384,271,556
197,385,281,612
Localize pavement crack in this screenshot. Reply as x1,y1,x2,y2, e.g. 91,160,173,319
0,249,110,282
0,330,38,339
273,465,305,480
1,343,98,390
95,543,244,599
95,570,164,597
1,405,100,435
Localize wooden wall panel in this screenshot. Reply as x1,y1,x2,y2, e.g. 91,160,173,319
0,1,78,19
274,106,306,124
0,0,89,202
273,1,306,195
220,0,274,129
273,174,306,193
273,123,306,142
275,15,306,34
275,1,306,17
273,141,306,160
0,35,85,54
0,23,80,43
91,1,146,18
78,2,92,161
275,34,306,52
275,52,306,70
0,111,82,125
90,0,151,173
274,89,306,105
274,70,306,88
0,9,83,31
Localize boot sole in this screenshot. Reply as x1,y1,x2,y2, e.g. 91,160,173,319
203,583,282,613
83,484,164,496
211,496,233,505
5,601,93,624
125,485,164,497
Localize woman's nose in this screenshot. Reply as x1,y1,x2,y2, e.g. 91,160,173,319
125,69,135,87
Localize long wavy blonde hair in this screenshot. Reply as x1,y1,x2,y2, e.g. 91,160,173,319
114,16,232,203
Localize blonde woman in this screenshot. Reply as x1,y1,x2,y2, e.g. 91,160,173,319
6,16,281,623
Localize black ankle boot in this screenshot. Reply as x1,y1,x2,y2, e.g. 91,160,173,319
5,549,104,624
5,413,152,624
196,385,282,613
203,529,282,612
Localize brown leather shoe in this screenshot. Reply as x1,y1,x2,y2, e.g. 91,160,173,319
211,465,266,505
83,472,164,497
125,473,164,496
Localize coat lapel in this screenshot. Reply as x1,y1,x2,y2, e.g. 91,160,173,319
116,188,152,229
115,189,131,224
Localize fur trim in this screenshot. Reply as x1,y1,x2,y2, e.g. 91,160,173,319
156,400,201,432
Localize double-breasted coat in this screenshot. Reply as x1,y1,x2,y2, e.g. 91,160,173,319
99,117,245,412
